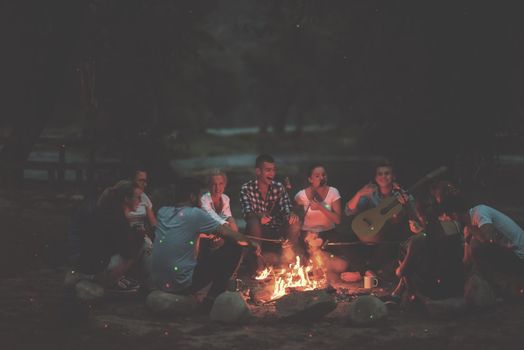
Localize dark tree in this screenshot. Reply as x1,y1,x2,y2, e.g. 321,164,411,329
0,0,88,183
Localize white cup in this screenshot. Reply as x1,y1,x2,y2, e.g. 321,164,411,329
363,275,379,289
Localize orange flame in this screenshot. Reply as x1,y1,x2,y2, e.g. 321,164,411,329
256,256,327,302
255,266,273,280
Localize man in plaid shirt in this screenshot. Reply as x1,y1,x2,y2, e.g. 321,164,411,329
240,154,301,272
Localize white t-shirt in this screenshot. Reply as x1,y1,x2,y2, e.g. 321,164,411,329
469,204,524,259
295,187,341,232
127,192,153,230
200,192,232,225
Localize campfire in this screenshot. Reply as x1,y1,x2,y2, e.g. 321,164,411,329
254,255,328,302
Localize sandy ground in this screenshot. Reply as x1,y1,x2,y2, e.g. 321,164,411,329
2,162,524,349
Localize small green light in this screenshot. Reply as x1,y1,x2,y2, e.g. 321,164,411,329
189,240,194,245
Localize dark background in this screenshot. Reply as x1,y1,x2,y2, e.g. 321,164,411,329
1,0,523,186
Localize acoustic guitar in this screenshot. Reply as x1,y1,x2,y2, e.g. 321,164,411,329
351,166,447,242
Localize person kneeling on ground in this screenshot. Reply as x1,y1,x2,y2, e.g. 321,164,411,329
442,195,524,299
386,206,464,307
151,177,258,311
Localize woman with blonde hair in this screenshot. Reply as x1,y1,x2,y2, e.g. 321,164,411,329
200,169,238,231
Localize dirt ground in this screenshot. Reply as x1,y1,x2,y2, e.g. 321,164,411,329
2,162,524,349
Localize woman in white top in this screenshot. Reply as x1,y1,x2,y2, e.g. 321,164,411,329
127,170,157,235
295,164,341,237
200,169,238,231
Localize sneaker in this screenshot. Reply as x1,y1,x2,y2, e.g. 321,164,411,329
340,271,362,283
107,276,140,294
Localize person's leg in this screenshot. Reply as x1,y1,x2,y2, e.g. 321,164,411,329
95,254,134,287
190,239,243,298
282,221,303,264
470,238,524,296
206,240,243,298
344,244,370,275
369,227,404,277
245,216,265,274
131,237,153,290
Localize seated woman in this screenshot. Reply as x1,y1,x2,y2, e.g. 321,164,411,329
200,169,238,231
126,169,157,239
294,164,343,275
77,181,148,292
199,169,238,253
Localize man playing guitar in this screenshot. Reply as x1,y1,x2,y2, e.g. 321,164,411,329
341,160,418,282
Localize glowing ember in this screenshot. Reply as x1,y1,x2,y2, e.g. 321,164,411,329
255,256,327,301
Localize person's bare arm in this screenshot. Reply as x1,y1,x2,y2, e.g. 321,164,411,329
226,217,238,232
146,206,157,227
479,224,512,246
346,184,375,214
217,224,260,253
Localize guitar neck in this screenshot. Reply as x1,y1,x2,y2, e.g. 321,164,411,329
406,166,448,194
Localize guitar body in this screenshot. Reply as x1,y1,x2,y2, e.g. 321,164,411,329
350,166,448,243
351,196,403,242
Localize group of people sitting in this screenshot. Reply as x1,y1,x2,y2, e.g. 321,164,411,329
68,154,524,312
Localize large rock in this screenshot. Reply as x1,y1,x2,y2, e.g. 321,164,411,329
464,273,496,308
347,295,388,326
275,290,337,321
209,291,252,323
424,297,468,319
146,290,198,316
75,280,105,301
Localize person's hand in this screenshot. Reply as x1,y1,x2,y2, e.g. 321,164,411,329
288,213,299,225
463,225,471,239
209,236,224,251
135,227,147,236
392,182,402,191
250,241,261,255
260,214,272,225
310,198,323,211
395,265,403,278
397,192,410,205
358,183,376,197
409,219,424,234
